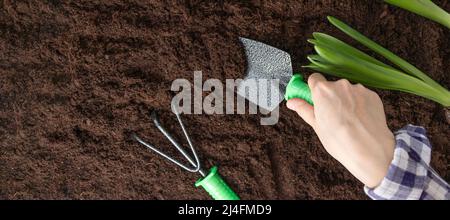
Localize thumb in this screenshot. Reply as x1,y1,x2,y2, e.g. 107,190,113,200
286,98,315,127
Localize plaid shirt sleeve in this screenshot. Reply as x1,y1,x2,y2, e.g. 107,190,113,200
364,124,450,200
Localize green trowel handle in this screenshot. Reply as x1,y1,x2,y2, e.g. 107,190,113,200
284,73,314,105
195,166,240,200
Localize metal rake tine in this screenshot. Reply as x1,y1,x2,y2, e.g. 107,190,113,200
171,107,203,175
132,110,205,176
132,133,199,173
150,111,200,171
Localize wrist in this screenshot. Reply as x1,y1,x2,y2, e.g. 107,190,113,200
340,124,395,188
363,136,395,188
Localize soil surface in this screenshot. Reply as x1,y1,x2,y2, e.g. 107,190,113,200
0,0,449,199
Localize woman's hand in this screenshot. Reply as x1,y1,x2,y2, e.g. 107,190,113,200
287,73,395,188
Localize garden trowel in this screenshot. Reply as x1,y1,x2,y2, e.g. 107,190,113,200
237,37,313,112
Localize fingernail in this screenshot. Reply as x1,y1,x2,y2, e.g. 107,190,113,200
286,101,293,110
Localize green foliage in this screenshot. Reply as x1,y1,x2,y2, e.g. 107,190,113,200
385,0,450,29
305,16,450,106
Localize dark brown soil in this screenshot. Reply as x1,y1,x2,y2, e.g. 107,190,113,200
0,0,449,200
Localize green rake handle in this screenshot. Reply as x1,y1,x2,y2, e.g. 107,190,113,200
284,73,314,105
195,166,240,200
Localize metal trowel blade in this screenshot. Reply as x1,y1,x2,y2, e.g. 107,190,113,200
237,37,293,112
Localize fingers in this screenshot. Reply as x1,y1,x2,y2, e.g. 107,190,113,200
308,73,327,90
286,98,315,127
285,73,326,127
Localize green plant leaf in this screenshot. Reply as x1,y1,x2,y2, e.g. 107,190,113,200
385,0,450,29
305,17,450,106
312,32,391,69
327,16,443,87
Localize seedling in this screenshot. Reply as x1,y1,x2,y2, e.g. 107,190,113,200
305,16,450,106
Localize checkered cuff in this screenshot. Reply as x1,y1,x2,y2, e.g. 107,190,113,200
364,125,450,200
